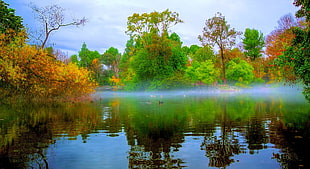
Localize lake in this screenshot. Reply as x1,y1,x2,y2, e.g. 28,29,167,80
1,87,309,169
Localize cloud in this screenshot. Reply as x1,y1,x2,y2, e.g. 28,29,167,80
6,0,298,56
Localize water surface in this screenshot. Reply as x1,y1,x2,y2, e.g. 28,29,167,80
1,87,309,169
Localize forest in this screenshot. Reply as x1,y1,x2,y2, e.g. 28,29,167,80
0,0,309,102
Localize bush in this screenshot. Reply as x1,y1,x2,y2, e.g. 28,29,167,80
226,58,255,84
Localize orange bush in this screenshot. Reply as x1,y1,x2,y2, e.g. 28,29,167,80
0,31,97,102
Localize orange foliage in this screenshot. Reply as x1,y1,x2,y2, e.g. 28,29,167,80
265,29,295,60
0,31,97,102
109,76,121,85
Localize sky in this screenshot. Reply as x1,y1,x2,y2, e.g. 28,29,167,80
5,0,299,56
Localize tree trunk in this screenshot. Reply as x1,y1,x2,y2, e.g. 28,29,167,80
220,47,226,84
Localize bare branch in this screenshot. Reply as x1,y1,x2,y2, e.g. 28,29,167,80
29,3,87,49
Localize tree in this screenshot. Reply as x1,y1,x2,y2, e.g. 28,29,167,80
0,0,24,34
125,10,187,90
119,38,135,85
102,47,121,78
265,14,300,60
30,4,86,48
185,60,219,85
71,43,105,85
278,0,310,100
192,45,215,63
77,43,101,68
198,12,242,84
126,9,183,40
242,28,264,61
265,14,302,82
226,58,255,84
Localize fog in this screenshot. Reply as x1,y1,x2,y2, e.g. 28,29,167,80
95,85,307,103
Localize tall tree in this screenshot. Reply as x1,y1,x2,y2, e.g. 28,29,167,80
30,4,86,48
242,28,265,61
198,12,242,84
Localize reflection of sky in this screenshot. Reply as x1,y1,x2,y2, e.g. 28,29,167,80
47,132,282,169
47,132,130,169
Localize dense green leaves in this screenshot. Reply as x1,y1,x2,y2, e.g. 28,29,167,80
0,0,24,34
186,60,219,85
192,46,215,63
243,28,265,61
226,58,255,84
123,10,187,90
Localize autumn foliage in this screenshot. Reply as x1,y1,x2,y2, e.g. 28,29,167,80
0,30,97,102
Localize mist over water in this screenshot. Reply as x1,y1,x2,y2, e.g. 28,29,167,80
96,85,307,103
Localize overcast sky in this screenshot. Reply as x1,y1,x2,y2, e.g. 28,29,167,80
6,0,298,56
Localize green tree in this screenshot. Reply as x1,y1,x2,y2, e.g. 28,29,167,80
120,38,135,85
198,12,242,84
78,43,101,68
70,54,79,65
126,9,183,40
185,60,219,85
226,58,254,84
192,45,215,63
70,43,105,85
243,28,265,61
102,47,121,78
125,10,187,90
0,0,23,33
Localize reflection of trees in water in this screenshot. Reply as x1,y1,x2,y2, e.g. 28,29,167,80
126,125,186,168
201,134,241,168
0,124,53,169
126,110,186,168
269,118,310,169
246,117,268,152
199,96,243,168
0,103,103,168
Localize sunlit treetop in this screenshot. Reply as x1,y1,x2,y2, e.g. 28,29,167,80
126,9,183,39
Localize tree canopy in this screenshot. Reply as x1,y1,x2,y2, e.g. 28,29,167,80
198,12,242,83
243,28,264,61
